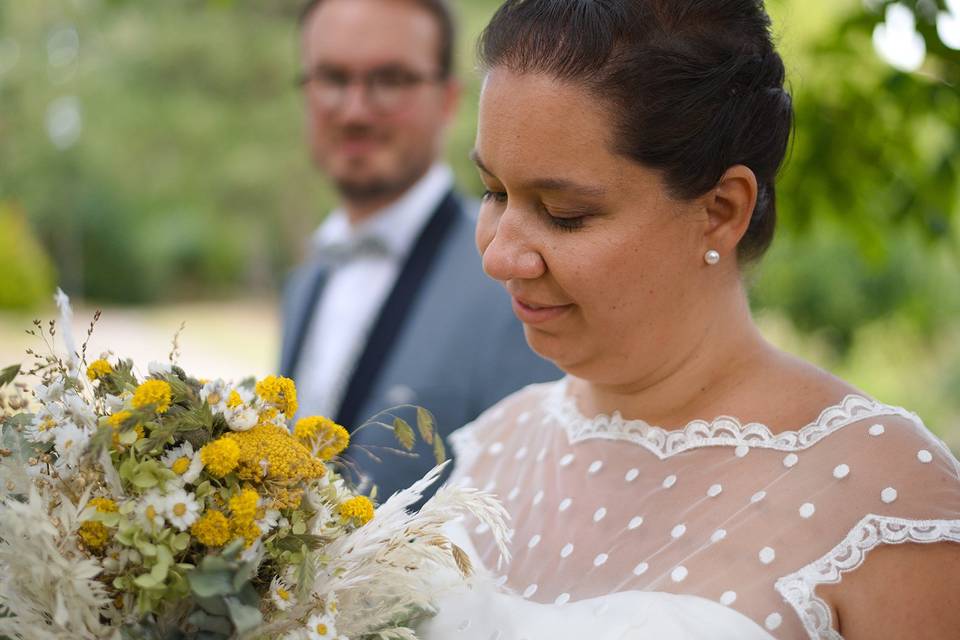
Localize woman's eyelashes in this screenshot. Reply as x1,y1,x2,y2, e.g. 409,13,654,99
481,189,507,204
481,189,590,232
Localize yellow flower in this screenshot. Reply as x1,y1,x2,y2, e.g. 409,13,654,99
88,497,119,513
132,380,172,414
339,496,374,525
86,359,113,381
230,519,261,547
226,390,244,409
254,376,297,417
229,488,260,525
107,412,143,447
78,521,110,550
270,487,304,510
296,416,350,460
107,411,132,428
190,510,232,547
200,438,241,477
223,424,326,483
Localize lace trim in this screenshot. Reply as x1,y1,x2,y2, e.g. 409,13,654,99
543,378,921,459
775,514,960,640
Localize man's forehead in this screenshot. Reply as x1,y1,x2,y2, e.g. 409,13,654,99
302,0,441,66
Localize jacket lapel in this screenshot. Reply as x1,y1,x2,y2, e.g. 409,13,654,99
334,189,460,429
280,262,328,379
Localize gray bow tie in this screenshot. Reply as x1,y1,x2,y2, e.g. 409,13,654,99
315,234,391,267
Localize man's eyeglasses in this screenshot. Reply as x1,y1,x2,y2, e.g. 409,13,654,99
297,65,445,113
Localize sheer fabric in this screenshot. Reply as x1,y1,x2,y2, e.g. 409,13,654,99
424,378,960,639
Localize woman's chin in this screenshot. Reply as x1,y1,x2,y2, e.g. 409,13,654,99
523,328,581,375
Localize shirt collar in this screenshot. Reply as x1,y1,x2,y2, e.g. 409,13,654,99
313,164,454,259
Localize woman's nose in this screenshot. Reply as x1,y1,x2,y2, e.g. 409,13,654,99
477,206,546,283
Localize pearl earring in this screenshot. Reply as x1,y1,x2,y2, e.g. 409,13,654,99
704,250,720,265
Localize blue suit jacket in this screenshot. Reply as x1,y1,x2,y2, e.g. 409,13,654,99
280,190,559,502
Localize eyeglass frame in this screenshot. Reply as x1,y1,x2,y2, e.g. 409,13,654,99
296,63,448,113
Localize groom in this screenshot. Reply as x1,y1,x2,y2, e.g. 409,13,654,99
281,0,557,501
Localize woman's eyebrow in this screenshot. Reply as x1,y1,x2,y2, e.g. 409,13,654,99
470,149,607,198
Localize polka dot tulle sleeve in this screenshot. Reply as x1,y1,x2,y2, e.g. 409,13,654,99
432,379,960,640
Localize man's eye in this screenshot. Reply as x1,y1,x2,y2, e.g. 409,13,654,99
372,70,417,88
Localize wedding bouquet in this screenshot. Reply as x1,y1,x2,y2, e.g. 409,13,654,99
0,294,509,640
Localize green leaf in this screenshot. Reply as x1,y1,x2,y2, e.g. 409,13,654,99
272,533,327,552
186,609,232,636
433,434,447,465
224,596,262,634
188,570,235,598
172,532,191,552
133,573,159,589
0,364,20,388
392,417,415,451
149,560,169,582
194,594,228,616
416,407,435,445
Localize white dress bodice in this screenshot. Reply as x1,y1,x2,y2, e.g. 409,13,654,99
420,378,960,639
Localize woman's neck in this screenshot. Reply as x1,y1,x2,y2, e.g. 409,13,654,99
572,283,776,429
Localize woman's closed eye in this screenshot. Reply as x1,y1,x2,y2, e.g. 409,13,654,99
483,189,591,232
481,189,507,204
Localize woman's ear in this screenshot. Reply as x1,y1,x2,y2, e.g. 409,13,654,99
701,165,758,257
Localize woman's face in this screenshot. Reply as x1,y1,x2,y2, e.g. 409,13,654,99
474,69,711,384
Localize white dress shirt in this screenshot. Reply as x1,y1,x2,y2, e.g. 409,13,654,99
294,164,455,420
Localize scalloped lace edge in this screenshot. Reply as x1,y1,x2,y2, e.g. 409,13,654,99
774,514,960,639
542,378,922,459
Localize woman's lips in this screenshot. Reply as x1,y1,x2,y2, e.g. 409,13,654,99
511,297,573,325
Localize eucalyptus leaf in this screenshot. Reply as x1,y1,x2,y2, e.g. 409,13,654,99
186,610,233,636
224,596,262,634
194,594,229,617
188,570,235,598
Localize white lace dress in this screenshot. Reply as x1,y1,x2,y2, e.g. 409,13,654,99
419,378,960,639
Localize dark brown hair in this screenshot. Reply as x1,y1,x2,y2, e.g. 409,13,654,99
479,0,794,261
300,0,457,80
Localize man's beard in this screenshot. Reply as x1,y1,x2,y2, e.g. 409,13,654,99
330,125,431,205
335,174,412,204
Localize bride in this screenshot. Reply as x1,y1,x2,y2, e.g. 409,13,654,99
419,0,960,638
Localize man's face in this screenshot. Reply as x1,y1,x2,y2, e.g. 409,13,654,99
301,0,459,207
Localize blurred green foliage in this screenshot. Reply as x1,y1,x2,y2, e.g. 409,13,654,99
0,203,57,308
0,0,958,423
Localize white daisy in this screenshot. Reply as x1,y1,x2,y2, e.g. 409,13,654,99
225,405,258,431
323,592,339,617
160,442,203,483
306,613,338,640
270,576,297,611
137,491,167,529
162,488,201,531
53,422,90,471
258,508,283,535
200,380,229,412
26,405,65,443
63,391,97,430
34,379,65,404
